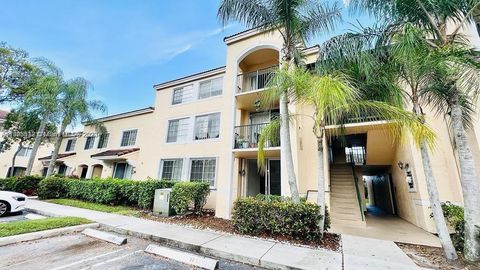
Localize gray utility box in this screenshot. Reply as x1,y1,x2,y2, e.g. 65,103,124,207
153,188,172,217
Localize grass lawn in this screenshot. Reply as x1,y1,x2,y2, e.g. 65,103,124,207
46,199,140,216
0,217,91,237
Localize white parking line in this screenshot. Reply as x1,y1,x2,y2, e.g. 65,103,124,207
50,249,124,270
79,250,143,269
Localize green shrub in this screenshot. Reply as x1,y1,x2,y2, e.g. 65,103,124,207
232,196,328,241
441,201,465,251
0,176,44,195
38,177,70,199
137,179,176,209
170,182,210,215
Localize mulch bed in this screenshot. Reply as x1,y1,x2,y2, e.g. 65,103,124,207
140,210,341,252
397,243,480,270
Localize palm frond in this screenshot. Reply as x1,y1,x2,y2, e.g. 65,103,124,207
257,117,280,172
217,0,273,29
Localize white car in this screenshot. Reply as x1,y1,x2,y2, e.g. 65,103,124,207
0,191,27,217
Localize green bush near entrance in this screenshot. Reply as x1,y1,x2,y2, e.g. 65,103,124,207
232,196,329,241
170,182,210,215
38,177,177,209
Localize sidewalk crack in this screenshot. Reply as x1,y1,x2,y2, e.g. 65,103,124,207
259,242,276,262
199,234,225,246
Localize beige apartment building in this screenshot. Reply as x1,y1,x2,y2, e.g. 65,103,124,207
1,19,480,237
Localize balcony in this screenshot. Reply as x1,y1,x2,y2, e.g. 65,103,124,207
236,66,277,94
236,66,278,111
234,123,280,148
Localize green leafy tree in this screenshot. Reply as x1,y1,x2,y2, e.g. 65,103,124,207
0,42,36,103
316,22,460,260
22,59,64,176
1,110,55,177
218,0,341,203
258,65,436,236
45,78,106,177
352,0,480,259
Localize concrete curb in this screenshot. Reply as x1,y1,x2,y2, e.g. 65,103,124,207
82,228,127,245
0,223,100,247
26,207,63,217
145,244,219,270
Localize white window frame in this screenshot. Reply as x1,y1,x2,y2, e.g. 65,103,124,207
17,147,32,157
84,136,95,150
120,129,138,147
193,112,221,141
166,117,190,143
171,84,194,105
198,77,223,99
188,157,217,187
159,159,184,180
65,138,76,152
97,133,109,149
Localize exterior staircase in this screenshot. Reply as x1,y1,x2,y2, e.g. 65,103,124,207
330,165,365,227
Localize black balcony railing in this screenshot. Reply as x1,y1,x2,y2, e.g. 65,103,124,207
345,146,366,165
234,123,280,149
236,66,277,94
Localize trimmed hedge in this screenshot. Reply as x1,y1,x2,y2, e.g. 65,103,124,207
0,176,44,195
38,177,177,209
232,196,330,241
170,182,210,215
441,201,465,251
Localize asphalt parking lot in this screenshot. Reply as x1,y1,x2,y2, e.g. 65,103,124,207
0,232,263,270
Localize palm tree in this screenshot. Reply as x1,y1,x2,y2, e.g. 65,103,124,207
421,41,480,261
45,78,106,177
349,0,480,259
23,60,63,176
349,0,480,46
315,23,460,260
259,65,436,236
218,0,341,202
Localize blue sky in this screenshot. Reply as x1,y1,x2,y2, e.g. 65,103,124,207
0,0,373,121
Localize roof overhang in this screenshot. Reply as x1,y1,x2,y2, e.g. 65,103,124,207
154,67,226,91
91,148,140,160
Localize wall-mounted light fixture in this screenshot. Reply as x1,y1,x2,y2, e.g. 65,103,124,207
398,161,415,191
397,161,409,171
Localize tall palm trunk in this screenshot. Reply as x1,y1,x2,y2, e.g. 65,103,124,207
25,115,48,176
46,120,68,177
9,142,23,177
316,136,326,236
450,97,480,261
419,139,458,260
412,100,457,260
280,91,300,203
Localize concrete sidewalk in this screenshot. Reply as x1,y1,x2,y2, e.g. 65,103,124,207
26,199,419,270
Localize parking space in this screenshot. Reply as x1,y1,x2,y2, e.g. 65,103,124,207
0,210,44,223
0,232,263,270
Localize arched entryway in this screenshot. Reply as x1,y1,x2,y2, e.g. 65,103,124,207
91,164,103,179
78,164,88,179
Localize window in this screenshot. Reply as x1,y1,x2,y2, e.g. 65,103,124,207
172,84,194,105
97,133,109,148
113,162,129,179
160,159,183,180
121,130,137,147
58,164,67,175
194,113,220,140
65,139,76,152
190,158,216,186
84,136,95,150
17,147,32,157
167,118,189,143
199,77,223,99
